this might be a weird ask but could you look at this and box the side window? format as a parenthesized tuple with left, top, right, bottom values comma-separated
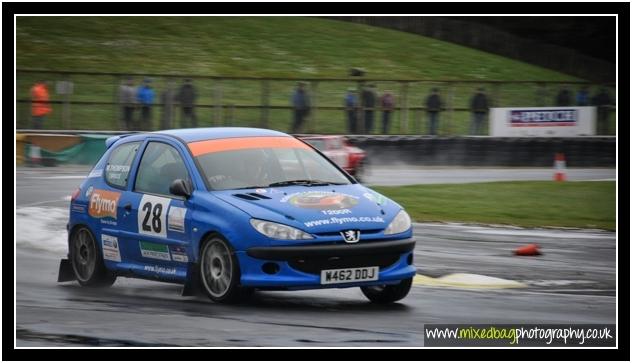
(105, 141, 141, 188)
(135, 142, 191, 197)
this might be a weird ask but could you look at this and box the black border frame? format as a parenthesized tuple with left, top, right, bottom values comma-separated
(4, 2, 629, 361)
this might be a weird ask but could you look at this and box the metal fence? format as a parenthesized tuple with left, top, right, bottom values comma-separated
(16, 69, 616, 135)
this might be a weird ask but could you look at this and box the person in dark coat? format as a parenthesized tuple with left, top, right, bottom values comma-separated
(361, 84, 377, 134)
(576, 86, 589, 106)
(136, 78, 155, 130)
(470, 87, 489, 135)
(555, 87, 572, 106)
(380, 90, 395, 134)
(425, 88, 443, 135)
(118, 77, 136, 130)
(177, 78, 197, 128)
(344, 88, 358, 134)
(160, 79, 176, 130)
(290, 82, 310, 133)
(592, 88, 612, 135)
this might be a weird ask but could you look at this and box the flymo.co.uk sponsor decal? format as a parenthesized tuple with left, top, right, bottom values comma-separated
(281, 191, 359, 210)
(363, 190, 388, 206)
(304, 215, 385, 228)
(139, 241, 171, 261)
(101, 234, 121, 262)
(143, 265, 177, 275)
(170, 246, 188, 263)
(88, 189, 121, 219)
(167, 206, 187, 233)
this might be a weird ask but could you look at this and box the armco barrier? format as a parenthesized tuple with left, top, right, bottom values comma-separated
(16, 131, 615, 167)
(346, 136, 615, 167)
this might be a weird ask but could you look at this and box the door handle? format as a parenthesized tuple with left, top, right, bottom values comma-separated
(124, 203, 132, 212)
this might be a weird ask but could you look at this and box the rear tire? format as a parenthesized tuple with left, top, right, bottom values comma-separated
(360, 277, 412, 304)
(69, 226, 116, 287)
(199, 235, 248, 303)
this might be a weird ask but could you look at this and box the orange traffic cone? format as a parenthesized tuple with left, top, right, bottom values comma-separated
(514, 244, 541, 256)
(554, 153, 566, 182)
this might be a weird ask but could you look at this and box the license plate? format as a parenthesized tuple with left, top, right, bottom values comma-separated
(320, 266, 379, 285)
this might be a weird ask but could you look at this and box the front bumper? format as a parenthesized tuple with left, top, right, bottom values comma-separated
(238, 238, 416, 289)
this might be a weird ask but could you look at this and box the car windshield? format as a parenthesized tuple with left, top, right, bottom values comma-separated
(304, 139, 326, 151)
(191, 137, 353, 190)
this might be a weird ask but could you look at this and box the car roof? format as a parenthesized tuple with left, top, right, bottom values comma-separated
(154, 127, 291, 143)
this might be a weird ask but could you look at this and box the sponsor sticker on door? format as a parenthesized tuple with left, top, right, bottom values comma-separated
(139, 241, 171, 261)
(170, 246, 188, 263)
(167, 206, 186, 232)
(101, 234, 121, 262)
(88, 189, 120, 219)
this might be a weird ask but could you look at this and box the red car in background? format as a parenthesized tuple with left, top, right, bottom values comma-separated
(300, 135, 368, 181)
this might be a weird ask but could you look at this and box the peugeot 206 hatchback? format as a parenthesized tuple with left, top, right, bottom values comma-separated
(59, 128, 416, 303)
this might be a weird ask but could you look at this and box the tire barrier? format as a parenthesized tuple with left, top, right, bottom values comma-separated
(346, 136, 615, 167)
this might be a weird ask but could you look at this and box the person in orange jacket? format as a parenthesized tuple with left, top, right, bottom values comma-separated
(30, 80, 52, 129)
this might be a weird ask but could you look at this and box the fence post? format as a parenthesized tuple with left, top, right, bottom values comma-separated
(213, 79, 223, 126)
(114, 75, 121, 130)
(59, 73, 71, 129)
(400, 81, 409, 134)
(447, 82, 454, 135)
(260, 79, 270, 128)
(309, 81, 318, 133)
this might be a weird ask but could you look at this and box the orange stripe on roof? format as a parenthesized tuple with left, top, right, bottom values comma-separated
(188, 136, 309, 156)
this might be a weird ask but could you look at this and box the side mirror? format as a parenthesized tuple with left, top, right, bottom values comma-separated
(169, 179, 192, 198)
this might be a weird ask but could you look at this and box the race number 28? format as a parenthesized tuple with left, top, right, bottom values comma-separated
(138, 195, 170, 237)
(142, 202, 163, 233)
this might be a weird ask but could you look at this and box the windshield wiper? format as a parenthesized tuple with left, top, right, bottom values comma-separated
(268, 179, 345, 187)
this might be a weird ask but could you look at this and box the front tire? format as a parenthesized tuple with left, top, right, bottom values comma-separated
(360, 277, 412, 304)
(69, 226, 116, 287)
(199, 235, 247, 303)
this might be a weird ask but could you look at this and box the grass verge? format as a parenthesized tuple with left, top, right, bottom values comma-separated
(373, 181, 615, 230)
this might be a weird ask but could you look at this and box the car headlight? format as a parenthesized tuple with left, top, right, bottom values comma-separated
(384, 210, 412, 235)
(250, 219, 314, 240)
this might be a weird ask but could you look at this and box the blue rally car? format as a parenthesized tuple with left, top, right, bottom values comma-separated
(58, 128, 416, 303)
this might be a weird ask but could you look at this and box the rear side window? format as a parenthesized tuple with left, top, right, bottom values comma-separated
(105, 141, 141, 188)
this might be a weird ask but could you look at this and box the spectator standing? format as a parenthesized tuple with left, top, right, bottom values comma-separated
(177, 78, 197, 128)
(118, 77, 136, 130)
(160, 79, 176, 130)
(380, 90, 395, 134)
(425, 88, 443, 135)
(344, 88, 358, 134)
(469, 87, 489, 135)
(576, 86, 589, 106)
(555, 87, 572, 106)
(290, 82, 310, 133)
(30, 80, 52, 129)
(361, 84, 377, 134)
(137, 78, 155, 130)
(592, 88, 612, 135)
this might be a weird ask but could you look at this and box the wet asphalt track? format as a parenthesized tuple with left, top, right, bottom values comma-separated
(15, 167, 616, 347)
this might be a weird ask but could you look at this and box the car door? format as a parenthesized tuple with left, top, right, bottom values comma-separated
(118, 139, 195, 271)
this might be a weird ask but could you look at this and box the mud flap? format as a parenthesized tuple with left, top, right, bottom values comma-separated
(181, 262, 200, 296)
(57, 258, 75, 282)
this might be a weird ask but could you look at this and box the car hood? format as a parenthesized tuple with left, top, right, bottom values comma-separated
(212, 184, 400, 234)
